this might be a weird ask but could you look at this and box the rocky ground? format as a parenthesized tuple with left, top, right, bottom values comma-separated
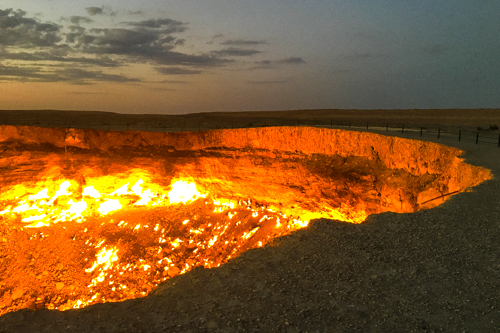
(0, 110, 499, 332)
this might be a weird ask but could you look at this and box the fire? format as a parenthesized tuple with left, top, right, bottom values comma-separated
(168, 180, 205, 203)
(0, 169, 364, 316)
(0, 170, 203, 228)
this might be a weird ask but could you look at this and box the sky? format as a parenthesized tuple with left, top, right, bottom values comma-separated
(0, 0, 499, 114)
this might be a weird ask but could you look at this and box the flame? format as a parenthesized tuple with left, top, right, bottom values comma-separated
(0, 169, 367, 315)
(0, 170, 207, 228)
(168, 180, 205, 203)
(85, 247, 119, 273)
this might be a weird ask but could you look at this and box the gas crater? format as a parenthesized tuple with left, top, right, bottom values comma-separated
(0, 125, 490, 315)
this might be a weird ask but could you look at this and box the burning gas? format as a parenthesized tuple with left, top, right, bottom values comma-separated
(0, 169, 339, 315)
(0, 170, 204, 228)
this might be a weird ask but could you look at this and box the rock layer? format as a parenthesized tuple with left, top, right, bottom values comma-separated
(0, 125, 491, 221)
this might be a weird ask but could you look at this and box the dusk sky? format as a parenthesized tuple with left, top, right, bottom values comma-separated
(0, 1, 499, 114)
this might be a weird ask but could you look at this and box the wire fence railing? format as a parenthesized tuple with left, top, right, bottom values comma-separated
(2, 117, 499, 147)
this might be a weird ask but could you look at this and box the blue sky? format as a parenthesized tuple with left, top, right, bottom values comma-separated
(0, 0, 499, 114)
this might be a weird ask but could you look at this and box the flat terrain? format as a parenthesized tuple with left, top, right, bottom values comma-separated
(0, 109, 499, 332)
(0, 108, 499, 132)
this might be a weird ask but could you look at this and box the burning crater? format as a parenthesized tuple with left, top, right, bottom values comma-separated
(0, 126, 490, 315)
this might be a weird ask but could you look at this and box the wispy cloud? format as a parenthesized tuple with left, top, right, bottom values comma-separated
(0, 63, 139, 84)
(155, 67, 203, 75)
(123, 18, 187, 33)
(221, 39, 266, 46)
(158, 79, 189, 84)
(1, 50, 120, 67)
(213, 47, 262, 57)
(249, 57, 306, 70)
(85, 7, 104, 16)
(68, 16, 94, 25)
(127, 10, 144, 16)
(277, 57, 305, 64)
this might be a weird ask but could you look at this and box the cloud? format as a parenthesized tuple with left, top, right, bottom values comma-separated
(158, 79, 189, 84)
(0, 7, 275, 84)
(0, 63, 43, 78)
(69, 16, 93, 25)
(124, 18, 187, 33)
(155, 67, 203, 75)
(213, 47, 262, 57)
(277, 57, 305, 64)
(249, 57, 306, 70)
(0, 63, 139, 84)
(57, 68, 140, 83)
(0, 9, 61, 47)
(221, 39, 266, 46)
(1, 50, 120, 67)
(85, 7, 104, 16)
(59, 23, 226, 66)
(127, 10, 144, 16)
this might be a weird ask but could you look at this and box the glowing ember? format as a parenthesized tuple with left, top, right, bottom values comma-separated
(0, 169, 358, 316)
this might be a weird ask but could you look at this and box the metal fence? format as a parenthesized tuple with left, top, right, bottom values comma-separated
(2, 117, 499, 147)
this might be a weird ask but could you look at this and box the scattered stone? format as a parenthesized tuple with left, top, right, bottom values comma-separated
(11, 288, 24, 300)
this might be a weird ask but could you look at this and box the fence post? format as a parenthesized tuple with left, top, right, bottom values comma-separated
(476, 132, 479, 144)
(438, 128, 440, 138)
(458, 130, 461, 141)
(349, 121, 351, 128)
(386, 123, 388, 132)
(402, 125, 404, 134)
(498, 134, 500, 147)
(331, 118, 333, 127)
(420, 127, 423, 137)
(366, 122, 369, 130)
(297, 118, 299, 126)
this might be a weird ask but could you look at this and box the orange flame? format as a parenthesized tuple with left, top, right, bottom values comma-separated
(0, 169, 366, 315)
(0, 170, 209, 228)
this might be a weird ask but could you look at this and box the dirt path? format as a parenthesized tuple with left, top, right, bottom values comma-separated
(0, 113, 499, 332)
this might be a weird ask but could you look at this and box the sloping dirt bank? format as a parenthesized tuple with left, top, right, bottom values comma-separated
(0, 126, 497, 332)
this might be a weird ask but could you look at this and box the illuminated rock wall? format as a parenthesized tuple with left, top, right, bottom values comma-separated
(0, 125, 491, 218)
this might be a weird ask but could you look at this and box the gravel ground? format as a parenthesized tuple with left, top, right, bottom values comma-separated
(0, 129, 499, 332)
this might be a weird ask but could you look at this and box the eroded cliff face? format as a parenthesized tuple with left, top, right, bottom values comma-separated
(0, 126, 491, 221)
